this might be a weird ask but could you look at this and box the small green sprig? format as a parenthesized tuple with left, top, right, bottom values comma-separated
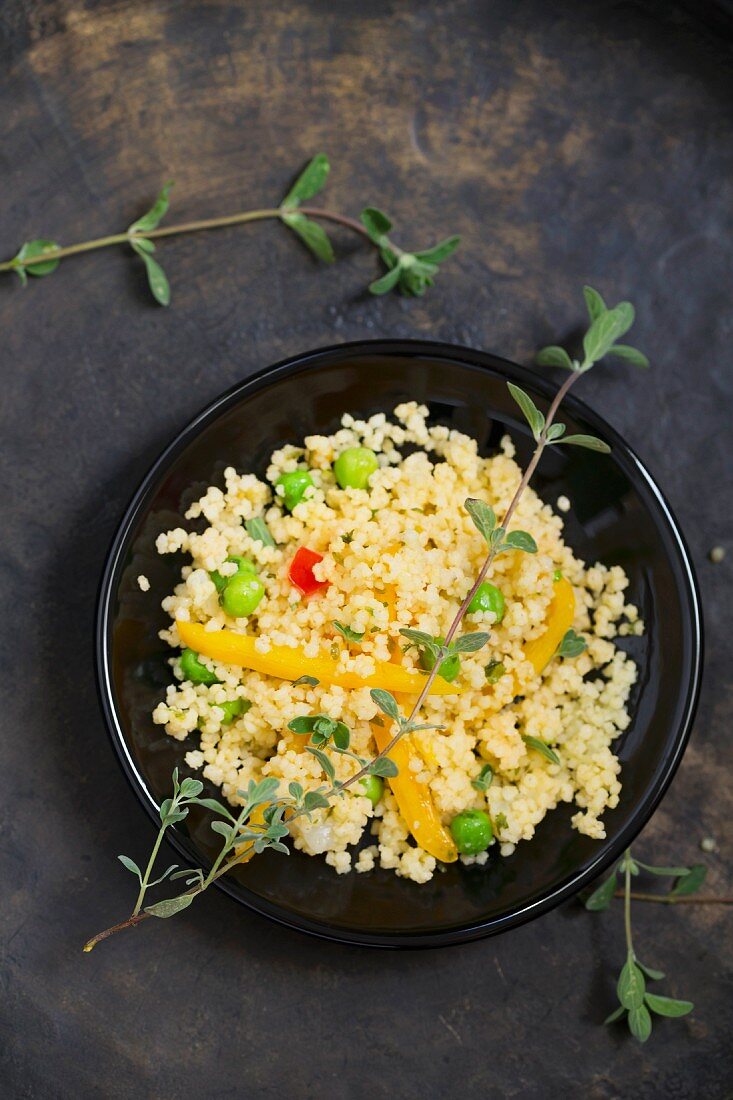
(585, 850, 703, 1040)
(1, 154, 460, 306)
(400, 627, 490, 683)
(557, 628, 587, 658)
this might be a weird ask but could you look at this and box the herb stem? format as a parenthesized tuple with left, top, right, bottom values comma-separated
(623, 849, 634, 957)
(0, 206, 377, 273)
(132, 824, 167, 915)
(340, 368, 581, 790)
(614, 891, 733, 906)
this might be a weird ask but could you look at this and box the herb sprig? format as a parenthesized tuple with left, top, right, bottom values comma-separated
(2, 154, 460, 305)
(86, 286, 659, 969)
(584, 849, 706, 1040)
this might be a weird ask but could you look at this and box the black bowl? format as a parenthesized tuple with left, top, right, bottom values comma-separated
(96, 340, 702, 947)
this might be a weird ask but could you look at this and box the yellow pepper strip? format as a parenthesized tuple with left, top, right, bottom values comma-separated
(522, 576, 576, 677)
(176, 619, 462, 695)
(373, 581, 458, 862)
(370, 719, 458, 863)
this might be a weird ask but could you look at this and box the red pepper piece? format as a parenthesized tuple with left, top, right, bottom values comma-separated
(288, 547, 329, 595)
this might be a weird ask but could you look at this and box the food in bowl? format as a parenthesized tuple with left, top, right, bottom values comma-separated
(146, 403, 642, 884)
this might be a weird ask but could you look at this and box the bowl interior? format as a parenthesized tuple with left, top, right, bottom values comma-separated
(98, 343, 701, 946)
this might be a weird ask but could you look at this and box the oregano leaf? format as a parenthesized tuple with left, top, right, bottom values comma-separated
(584, 870, 618, 911)
(281, 212, 335, 263)
(370, 688, 400, 722)
(507, 382, 545, 440)
(536, 345, 575, 371)
(280, 153, 330, 209)
(644, 993, 693, 1018)
(583, 285, 607, 322)
(128, 181, 174, 234)
(522, 735, 560, 766)
(558, 434, 611, 454)
(117, 855, 142, 881)
(464, 498, 497, 544)
(144, 893, 195, 919)
(627, 1004, 652, 1042)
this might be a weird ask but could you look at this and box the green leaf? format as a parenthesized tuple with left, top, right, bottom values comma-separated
(583, 285, 607, 322)
(484, 659, 506, 684)
(288, 715, 318, 735)
(179, 778, 204, 798)
(193, 797, 236, 820)
(159, 798, 173, 822)
(128, 181, 174, 234)
(332, 723, 351, 751)
(400, 628, 441, 656)
(618, 957, 646, 1010)
(670, 863, 707, 897)
(15, 238, 61, 277)
(584, 870, 618, 911)
(500, 530, 538, 555)
(507, 382, 545, 440)
(557, 629, 587, 658)
(644, 993, 693, 1018)
(306, 745, 336, 781)
(360, 207, 392, 244)
(136, 250, 171, 306)
(627, 1004, 652, 1042)
(117, 855, 142, 880)
(368, 265, 402, 296)
(582, 302, 635, 365)
(370, 688, 400, 722)
(368, 756, 399, 778)
(522, 735, 560, 766)
(535, 345, 575, 371)
(464, 498, 497, 544)
(131, 237, 155, 254)
(293, 675, 319, 687)
(332, 621, 364, 643)
(545, 423, 566, 442)
(144, 893, 195, 919)
(288, 781, 304, 802)
(245, 516, 275, 547)
(413, 236, 461, 264)
(281, 212, 335, 263)
(246, 776, 281, 806)
(303, 790, 330, 812)
(637, 960, 665, 981)
(606, 344, 650, 369)
(451, 631, 490, 654)
(604, 1005, 626, 1025)
(471, 763, 494, 792)
(636, 861, 694, 878)
(148, 864, 179, 887)
(280, 153, 330, 209)
(558, 434, 611, 454)
(210, 820, 235, 840)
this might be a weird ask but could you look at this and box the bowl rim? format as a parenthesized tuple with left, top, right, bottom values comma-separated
(95, 338, 703, 948)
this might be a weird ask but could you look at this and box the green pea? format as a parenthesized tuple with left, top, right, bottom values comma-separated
(214, 698, 252, 724)
(210, 555, 257, 592)
(360, 774, 384, 806)
(220, 572, 265, 617)
(180, 648, 220, 685)
(450, 809, 494, 855)
(467, 582, 505, 622)
(276, 469, 314, 512)
(418, 638, 460, 683)
(333, 447, 379, 490)
(553, 569, 563, 582)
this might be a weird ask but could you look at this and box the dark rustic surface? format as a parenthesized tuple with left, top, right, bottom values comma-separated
(1, 2, 732, 1097)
